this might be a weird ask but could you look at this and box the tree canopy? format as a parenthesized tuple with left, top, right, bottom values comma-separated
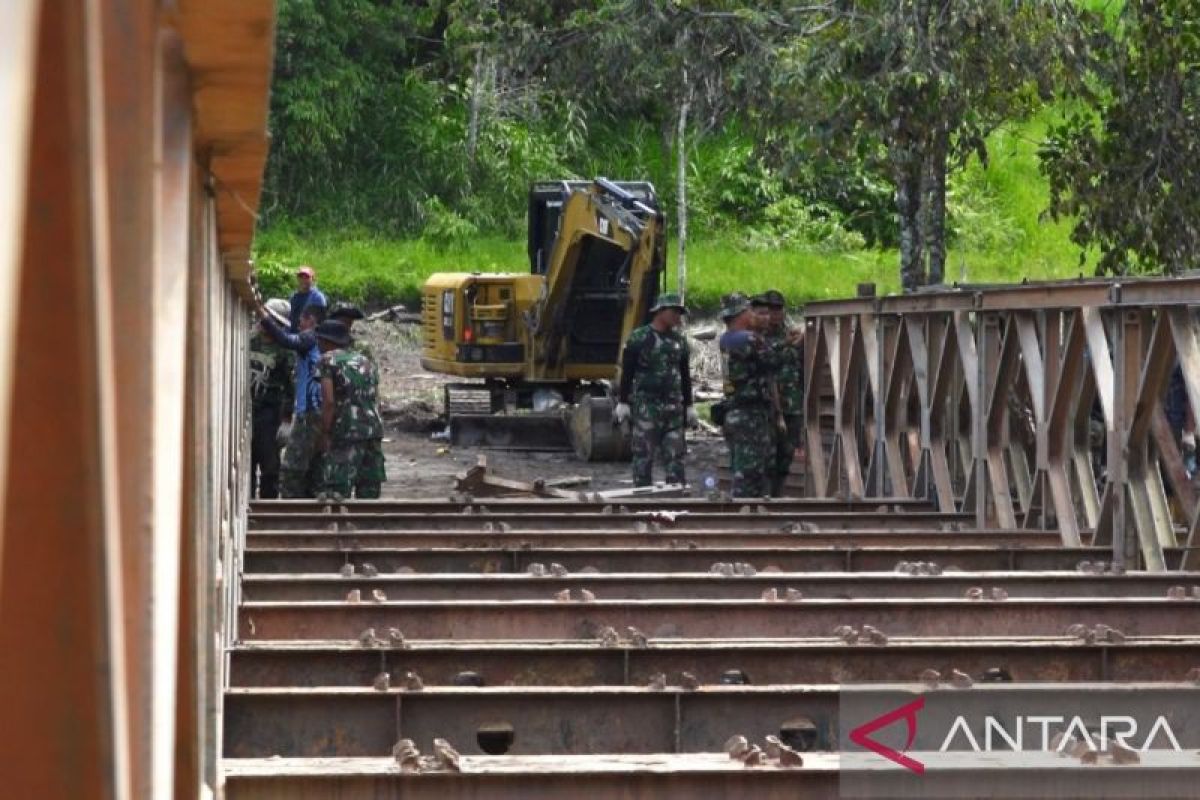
(261, 0, 1199, 288)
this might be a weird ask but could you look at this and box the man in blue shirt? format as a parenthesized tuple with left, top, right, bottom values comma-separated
(288, 265, 328, 331)
(257, 299, 327, 497)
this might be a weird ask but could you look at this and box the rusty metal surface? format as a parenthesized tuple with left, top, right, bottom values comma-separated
(240, 571, 1200, 602)
(226, 483, 1200, 788)
(247, 510, 975, 532)
(245, 529, 1063, 550)
(228, 638, 1200, 688)
(223, 683, 1200, 757)
(250, 498, 937, 514)
(242, 545, 1188, 575)
(222, 685, 840, 757)
(223, 752, 1200, 800)
(225, 754, 845, 800)
(237, 597, 1200, 642)
(803, 278, 1200, 569)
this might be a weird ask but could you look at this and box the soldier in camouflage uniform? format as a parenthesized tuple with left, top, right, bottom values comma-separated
(330, 302, 377, 363)
(258, 300, 327, 497)
(753, 290, 805, 496)
(614, 293, 698, 487)
(315, 320, 387, 499)
(249, 299, 295, 498)
(718, 293, 779, 498)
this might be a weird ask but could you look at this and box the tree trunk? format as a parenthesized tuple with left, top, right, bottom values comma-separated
(895, 140, 925, 292)
(675, 78, 691, 299)
(466, 47, 485, 168)
(922, 127, 948, 286)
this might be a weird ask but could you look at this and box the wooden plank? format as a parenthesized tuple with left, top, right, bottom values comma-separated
(455, 456, 583, 500)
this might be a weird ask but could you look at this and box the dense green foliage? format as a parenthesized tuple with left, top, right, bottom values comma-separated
(256, 1, 1196, 308)
(1042, 0, 1200, 274)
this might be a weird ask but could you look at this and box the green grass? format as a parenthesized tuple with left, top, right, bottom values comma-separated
(253, 114, 1091, 312)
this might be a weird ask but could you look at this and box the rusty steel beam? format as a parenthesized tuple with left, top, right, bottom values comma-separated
(239, 571, 1200, 603)
(228, 637, 1200, 688)
(237, 597, 1200, 642)
(803, 275, 1200, 318)
(242, 545, 1190, 576)
(251, 498, 938, 514)
(222, 752, 1200, 800)
(223, 683, 1200, 758)
(247, 510, 975, 532)
(803, 281, 1200, 570)
(224, 754, 847, 800)
(244, 529, 1064, 551)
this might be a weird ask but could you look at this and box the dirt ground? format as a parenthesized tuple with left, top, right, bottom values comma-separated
(355, 317, 730, 499)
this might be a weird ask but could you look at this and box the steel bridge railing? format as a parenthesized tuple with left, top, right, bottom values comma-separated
(802, 276, 1200, 572)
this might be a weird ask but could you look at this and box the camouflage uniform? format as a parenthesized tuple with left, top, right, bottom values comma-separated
(349, 336, 377, 364)
(763, 323, 804, 497)
(281, 409, 324, 497)
(317, 347, 387, 499)
(260, 314, 325, 499)
(249, 332, 294, 498)
(330, 303, 378, 363)
(719, 301, 778, 498)
(619, 321, 692, 486)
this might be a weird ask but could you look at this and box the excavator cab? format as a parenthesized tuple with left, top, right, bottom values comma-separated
(420, 178, 666, 459)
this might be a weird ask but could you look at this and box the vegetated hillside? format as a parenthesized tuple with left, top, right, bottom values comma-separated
(253, 111, 1087, 311)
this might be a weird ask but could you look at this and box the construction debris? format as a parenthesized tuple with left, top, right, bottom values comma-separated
(367, 304, 420, 323)
(455, 455, 585, 499)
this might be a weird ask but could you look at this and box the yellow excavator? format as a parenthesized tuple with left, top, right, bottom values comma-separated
(420, 178, 666, 460)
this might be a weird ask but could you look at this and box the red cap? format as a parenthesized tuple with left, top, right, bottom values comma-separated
(296, 265, 316, 278)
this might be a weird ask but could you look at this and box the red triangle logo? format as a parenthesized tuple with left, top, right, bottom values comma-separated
(848, 696, 926, 774)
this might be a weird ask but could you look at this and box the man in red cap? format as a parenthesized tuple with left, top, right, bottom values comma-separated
(288, 265, 327, 331)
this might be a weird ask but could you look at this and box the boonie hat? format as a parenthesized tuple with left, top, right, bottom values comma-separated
(720, 292, 751, 320)
(314, 320, 351, 347)
(649, 292, 688, 314)
(264, 298, 290, 327)
(751, 289, 785, 307)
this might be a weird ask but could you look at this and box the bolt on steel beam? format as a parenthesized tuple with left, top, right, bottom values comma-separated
(227, 637, 1200, 688)
(242, 546, 1190, 576)
(239, 571, 1200, 603)
(244, 529, 1064, 550)
(237, 597, 1200, 642)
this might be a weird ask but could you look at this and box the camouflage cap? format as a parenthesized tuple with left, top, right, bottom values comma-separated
(649, 292, 688, 314)
(751, 289, 786, 308)
(720, 292, 752, 320)
(329, 301, 365, 321)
